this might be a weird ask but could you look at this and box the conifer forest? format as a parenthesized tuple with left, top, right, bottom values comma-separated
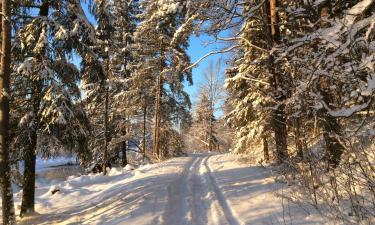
(0, 0, 374, 224)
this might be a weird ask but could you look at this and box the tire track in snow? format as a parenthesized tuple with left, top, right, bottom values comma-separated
(202, 156, 242, 225)
(189, 156, 208, 225)
(161, 154, 241, 225)
(161, 156, 198, 225)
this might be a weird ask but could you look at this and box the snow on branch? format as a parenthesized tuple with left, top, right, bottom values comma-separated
(184, 45, 240, 72)
(171, 13, 198, 46)
(325, 101, 371, 118)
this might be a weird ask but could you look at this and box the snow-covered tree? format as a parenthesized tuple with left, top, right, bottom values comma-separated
(187, 60, 225, 152)
(81, 0, 142, 171)
(11, 0, 94, 216)
(132, 0, 193, 159)
(81, 0, 115, 174)
(225, 1, 282, 161)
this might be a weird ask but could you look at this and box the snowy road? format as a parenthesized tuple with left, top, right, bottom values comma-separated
(13, 154, 329, 225)
(161, 155, 240, 225)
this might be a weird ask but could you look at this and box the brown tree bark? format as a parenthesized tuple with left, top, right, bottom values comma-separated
(294, 118, 303, 159)
(266, 0, 289, 163)
(263, 137, 270, 162)
(143, 103, 147, 160)
(153, 50, 164, 159)
(153, 71, 162, 158)
(208, 68, 215, 152)
(0, 0, 16, 223)
(122, 36, 129, 167)
(103, 81, 109, 174)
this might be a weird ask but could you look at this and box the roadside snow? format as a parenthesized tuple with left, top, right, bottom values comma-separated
(207, 154, 333, 225)
(2, 154, 332, 225)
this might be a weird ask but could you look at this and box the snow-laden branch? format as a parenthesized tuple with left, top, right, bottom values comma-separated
(324, 100, 371, 118)
(226, 74, 269, 86)
(171, 13, 198, 46)
(184, 45, 240, 72)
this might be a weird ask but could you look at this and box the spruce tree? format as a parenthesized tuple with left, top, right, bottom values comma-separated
(133, 0, 193, 159)
(12, 0, 94, 216)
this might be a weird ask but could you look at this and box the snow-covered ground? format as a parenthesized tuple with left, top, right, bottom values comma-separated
(4, 154, 334, 225)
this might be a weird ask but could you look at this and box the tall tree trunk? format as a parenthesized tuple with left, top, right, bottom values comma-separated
(153, 54, 163, 159)
(121, 113, 128, 167)
(152, 74, 162, 158)
(20, 134, 37, 217)
(122, 37, 128, 167)
(0, 0, 16, 223)
(263, 137, 270, 162)
(143, 103, 147, 160)
(121, 112, 127, 168)
(21, 74, 42, 217)
(20, 1, 49, 216)
(266, 0, 289, 163)
(294, 117, 303, 159)
(103, 85, 109, 175)
(209, 78, 214, 152)
(20, 79, 40, 217)
(208, 114, 213, 152)
(319, 0, 344, 167)
(103, 48, 111, 175)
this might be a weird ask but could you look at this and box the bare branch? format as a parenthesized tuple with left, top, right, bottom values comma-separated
(184, 45, 240, 72)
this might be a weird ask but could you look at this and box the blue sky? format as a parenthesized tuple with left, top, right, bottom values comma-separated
(186, 34, 229, 105)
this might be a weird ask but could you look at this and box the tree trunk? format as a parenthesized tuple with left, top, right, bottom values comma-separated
(21, 78, 41, 217)
(153, 59, 163, 159)
(0, 0, 16, 223)
(143, 103, 147, 160)
(267, 0, 288, 163)
(208, 72, 214, 152)
(20, 137, 37, 217)
(153, 74, 160, 158)
(103, 85, 109, 175)
(294, 118, 303, 159)
(122, 35, 129, 167)
(21, 1, 49, 216)
(121, 113, 127, 167)
(263, 137, 270, 162)
(208, 115, 213, 152)
(272, 106, 288, 163)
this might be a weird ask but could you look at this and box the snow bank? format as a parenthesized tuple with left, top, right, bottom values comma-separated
(207, 154, 332, 225)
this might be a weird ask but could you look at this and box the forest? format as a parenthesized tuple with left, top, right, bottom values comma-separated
(0, 0, 374, 225)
